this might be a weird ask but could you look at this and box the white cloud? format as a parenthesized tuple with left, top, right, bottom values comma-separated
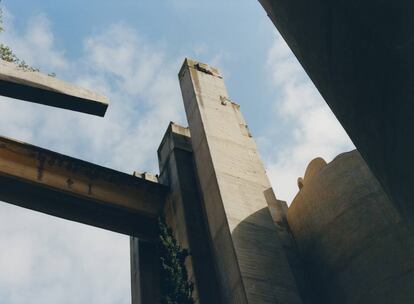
(0, 15, 184, 171)
(0, 9, 186, 304)
(74, 23, 184, 171)
(0, 204, 130, 304)
(1, 9, 68, 72)
(263, 34, 354, 204)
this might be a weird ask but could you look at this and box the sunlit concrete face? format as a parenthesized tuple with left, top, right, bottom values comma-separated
(179, 58, 303, 304)
(288, 150, 414, 304)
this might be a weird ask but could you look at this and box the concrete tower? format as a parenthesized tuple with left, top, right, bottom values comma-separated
(178, 59, 303, 304)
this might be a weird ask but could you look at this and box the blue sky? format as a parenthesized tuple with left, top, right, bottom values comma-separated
(0, 1, 353, 303)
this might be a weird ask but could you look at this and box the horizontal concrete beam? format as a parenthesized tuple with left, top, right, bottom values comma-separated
(259, 0, 414, 218)
(0, 136, 167, 240)
(0, 60, 108, 116)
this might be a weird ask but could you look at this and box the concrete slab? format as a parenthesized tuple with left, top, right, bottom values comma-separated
(0, 60, 108, 116)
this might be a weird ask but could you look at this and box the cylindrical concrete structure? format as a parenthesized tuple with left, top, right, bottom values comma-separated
(287, 150, 414, 304)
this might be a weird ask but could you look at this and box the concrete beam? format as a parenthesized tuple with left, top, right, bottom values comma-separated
(0, 60, 108, 116)
(258, 1, 414, 218)
(0, 136, 167, 240)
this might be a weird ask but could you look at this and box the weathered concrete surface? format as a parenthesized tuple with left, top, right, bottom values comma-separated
(288, 150, 414, 304)
(0, 135, 167, 240)
(179, 58, 303, 304)
(258, 0, 414, 222)
(266, 190, 314, 303)
(0, 60, 108, 116)
(157, 122, 222, 304)
(130, 238, 160, 304)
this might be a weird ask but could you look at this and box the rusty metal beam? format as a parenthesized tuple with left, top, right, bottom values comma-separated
(0, 60, 108, 116)
(0, 136, 167, 240)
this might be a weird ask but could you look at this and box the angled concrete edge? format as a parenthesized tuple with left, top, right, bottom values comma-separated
(0, 60, 109, 116)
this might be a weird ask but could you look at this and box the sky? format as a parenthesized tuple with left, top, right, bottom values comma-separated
(0, 1, 354, 303)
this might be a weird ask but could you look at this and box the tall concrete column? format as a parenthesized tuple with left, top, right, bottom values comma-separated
(179, 59, 303, 304)
(130, 238, 160, 304)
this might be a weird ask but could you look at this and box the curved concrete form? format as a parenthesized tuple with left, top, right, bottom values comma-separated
(288, 150, 414, 304)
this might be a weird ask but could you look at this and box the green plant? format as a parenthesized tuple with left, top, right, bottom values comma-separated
(159, 218, 194, 304)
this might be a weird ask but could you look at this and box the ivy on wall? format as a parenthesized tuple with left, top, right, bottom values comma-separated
(159, 218, 194, 304)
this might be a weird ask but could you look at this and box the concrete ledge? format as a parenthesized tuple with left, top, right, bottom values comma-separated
(0, 60, 109, 116)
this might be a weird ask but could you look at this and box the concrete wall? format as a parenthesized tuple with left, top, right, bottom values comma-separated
(157, 123, 221, 304)
(287, 150, 414, 304)
(258, 0, 414, 225)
